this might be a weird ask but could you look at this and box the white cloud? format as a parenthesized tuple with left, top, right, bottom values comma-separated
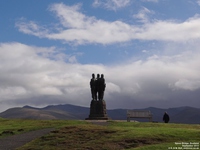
(133, 7, 154, 23)
(16, 3, 200, 45)
(0, 42, 200, 111)
(197, 0, 200, 6)
(92, 0, 131, 10)
(16, 18, 49, 37)
(0, 42, 90, 101)
(172, 79, 200, 91)
(136, 15, 200, 41)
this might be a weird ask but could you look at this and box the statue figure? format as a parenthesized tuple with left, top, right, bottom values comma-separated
(95, 74, 100, 100)
(90, 73, 106, 101)
(99, 74, 106, 100)
(90, 74, 96, 100)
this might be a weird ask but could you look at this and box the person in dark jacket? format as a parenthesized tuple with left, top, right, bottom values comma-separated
(163, 112, 170, 123)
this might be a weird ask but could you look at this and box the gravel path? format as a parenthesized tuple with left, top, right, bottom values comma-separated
(0, 128, 54, 150)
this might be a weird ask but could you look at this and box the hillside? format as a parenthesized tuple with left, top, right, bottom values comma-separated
(0, 104, 200, 124)
(0, 119, 199, 150)
(0, 106, 78, 120)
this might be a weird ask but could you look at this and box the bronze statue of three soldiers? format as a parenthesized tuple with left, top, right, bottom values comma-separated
(86, 73, 109, 120)
(90, 74, 106, 101)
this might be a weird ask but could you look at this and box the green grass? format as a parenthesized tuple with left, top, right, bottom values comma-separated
(0, 118, 199, 150)
(107, 121, 200, 149)
(0, 117, 88, 138)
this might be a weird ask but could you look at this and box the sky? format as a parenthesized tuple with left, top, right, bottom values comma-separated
(1, 0, 200, 112)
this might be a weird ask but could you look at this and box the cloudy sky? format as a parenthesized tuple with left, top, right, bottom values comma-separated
(1, 0, 200, 112)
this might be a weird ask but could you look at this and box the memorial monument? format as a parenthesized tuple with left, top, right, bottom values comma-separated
(86, 73, 110, 120)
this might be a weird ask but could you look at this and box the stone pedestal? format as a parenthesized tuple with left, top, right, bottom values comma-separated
(85, 100, 110, 120)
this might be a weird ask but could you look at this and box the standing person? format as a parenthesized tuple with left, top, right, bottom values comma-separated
(163, 112, 170, 123)
(90, 74, 96, 100)
(99, 74, 106, 100)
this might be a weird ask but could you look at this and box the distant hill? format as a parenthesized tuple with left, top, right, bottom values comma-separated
(0, 106, 77, 120)
(143, 106, 200, 124)
(0, 104, 199, 124)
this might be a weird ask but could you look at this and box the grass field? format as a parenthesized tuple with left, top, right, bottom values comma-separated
(0, 118, 199, 150)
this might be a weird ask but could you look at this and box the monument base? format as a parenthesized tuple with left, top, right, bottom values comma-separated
(85, 100, 110, 120)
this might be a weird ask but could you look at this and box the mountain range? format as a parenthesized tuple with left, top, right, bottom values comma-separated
(0, 104, 199, 124)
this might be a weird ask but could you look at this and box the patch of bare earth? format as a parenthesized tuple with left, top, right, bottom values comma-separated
(37, 126, 163, 150)
(118, 138, 164, 149)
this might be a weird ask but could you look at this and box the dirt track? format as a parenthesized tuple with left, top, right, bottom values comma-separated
(0, 120, 115, 150)
(0, 128, 54, 150)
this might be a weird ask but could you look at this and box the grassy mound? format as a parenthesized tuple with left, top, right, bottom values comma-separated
(0, 118, 199, 149)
